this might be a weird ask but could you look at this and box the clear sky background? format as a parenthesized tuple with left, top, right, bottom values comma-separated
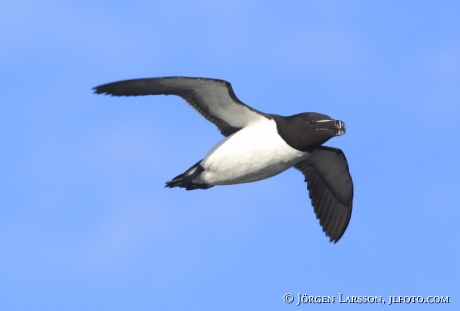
(1, 0, 459, 310)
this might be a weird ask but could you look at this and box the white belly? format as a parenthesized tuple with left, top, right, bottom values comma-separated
(195, 119, 310, 185)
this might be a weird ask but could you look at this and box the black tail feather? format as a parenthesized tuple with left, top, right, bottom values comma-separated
(165, 159, 214, 191)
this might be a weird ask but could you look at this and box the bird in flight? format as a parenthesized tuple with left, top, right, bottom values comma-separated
(94, 77, 353, 243)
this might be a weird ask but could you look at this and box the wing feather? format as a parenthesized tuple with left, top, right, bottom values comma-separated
(295, 146, 353, 243)
(93, 77, 269, 136)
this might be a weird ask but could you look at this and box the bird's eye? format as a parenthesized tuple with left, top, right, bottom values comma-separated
(310, 120, 316, 124)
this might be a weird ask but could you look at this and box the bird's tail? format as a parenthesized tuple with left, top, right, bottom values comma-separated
(165, 159, 213, 190)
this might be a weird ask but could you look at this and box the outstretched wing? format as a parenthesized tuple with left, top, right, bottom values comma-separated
(93, 77, 270, 136)
(294, 146, 353, 243)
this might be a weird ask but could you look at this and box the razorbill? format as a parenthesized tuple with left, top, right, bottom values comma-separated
(93, 77, 353, 243)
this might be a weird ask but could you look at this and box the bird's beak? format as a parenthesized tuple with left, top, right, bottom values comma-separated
(335, 120, 346, 136)
(315, 119, 346, 136)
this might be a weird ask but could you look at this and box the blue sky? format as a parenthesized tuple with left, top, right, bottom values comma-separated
(1, 0, 459, 310)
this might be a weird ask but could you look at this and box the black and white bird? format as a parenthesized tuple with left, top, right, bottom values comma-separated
(93, 77, 353, 243)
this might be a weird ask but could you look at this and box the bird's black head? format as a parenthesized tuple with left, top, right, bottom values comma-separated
(272, 112, 346, 152)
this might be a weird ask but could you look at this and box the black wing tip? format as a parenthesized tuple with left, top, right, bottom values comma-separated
(314, 204, 350, 244)
(322, 227, 341, 243)
(92, 78, 153, 97)
(92, 86, 105, 95)
(322, 207, 352, 244)
(92, 84, 115, 96)
(327, 232, 344, 244)
(92, 84, 143, 97)
(323, 229, 344, 243)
